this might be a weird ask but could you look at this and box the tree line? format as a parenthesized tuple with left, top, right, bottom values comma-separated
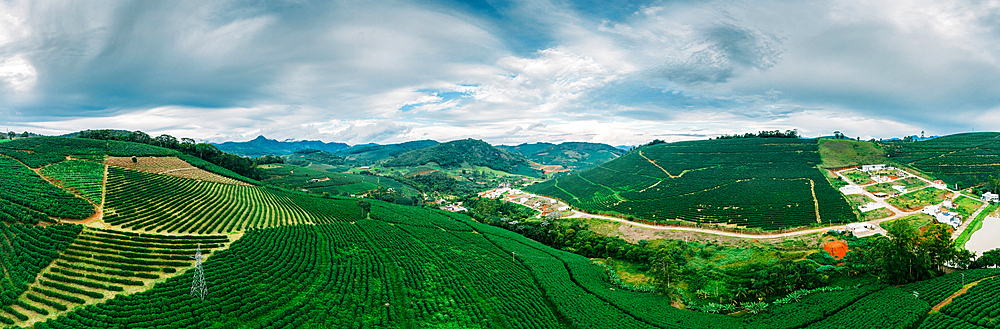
(715, 129, 799, 140)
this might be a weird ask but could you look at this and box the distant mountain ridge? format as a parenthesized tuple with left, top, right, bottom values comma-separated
(213, 136, 350, 157)
(384, 139, 542, 176)
(498, 142, 626, 171)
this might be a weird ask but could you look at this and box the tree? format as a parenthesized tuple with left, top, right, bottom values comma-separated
(357, 200, 371, 219)
(866, 219, 966, 284)
(649, 249, 680, 294)
(972, 248, 1000, 269)
(21, 131, 29, 138)
(6, 131, 13, 139)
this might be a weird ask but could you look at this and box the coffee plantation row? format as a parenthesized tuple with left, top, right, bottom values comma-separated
(884, 132, 1000, 186)
(5, 201, 998, 328)
(0, 157, 94, 221)
(103, 166, 364, 233)
(527, 138, 856, 230)
(38, 160, 104, 205)
(0, 226, 228, 327)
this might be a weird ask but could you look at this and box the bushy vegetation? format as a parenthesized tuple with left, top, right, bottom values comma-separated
(0, 157, 94, 221)
(527, 138, 856, 230)
(38, 160, 104, 204)
(0, 224, 80, 324)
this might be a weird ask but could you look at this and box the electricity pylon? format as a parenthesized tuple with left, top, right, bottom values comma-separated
(191, 243, 207, 301)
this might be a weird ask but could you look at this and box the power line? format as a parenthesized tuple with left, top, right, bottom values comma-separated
(191, 243, 207, 301)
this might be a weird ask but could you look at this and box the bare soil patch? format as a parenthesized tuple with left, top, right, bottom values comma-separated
(823, 240, 849, 259)
(105, 156, 249, 186)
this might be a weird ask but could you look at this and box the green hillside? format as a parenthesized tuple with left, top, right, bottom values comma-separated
(336, 139, 439, 165)
(526, 138, 857, 230)
(260, 163, 421, 200)
(499, 141, 625, 170)
(883, 132, 1000, 187)
(818, 139, 889, 169)
(385, 139, 542, 177)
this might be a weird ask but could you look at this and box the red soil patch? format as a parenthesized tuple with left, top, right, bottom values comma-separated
(823, 240, 849, 260)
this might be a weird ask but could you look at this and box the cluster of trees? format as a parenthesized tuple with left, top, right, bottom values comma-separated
(862, 219, 971, 284)
(77, 129, 265, 180)
(0, 131, 30, 139)
(716, 129, 799, 139)
(251, 154, 283, 166)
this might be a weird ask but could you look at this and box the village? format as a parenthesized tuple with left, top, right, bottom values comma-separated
(834, 164, 997, 241)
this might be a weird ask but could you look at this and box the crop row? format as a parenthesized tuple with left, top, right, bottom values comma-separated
(104, 166, 314, 233)
(0, 156, 95, 220)
(0, 136, 177, 168)
(38, 160, 105, 205)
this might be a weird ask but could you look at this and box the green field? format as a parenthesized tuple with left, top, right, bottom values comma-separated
(880, 214, 934, 231)
(103, 166, 363, 233)
(818, 139, 888, 169)
(262, 163, 420, 198)
(38, 160, 104, 205)
(885, 188, 951, 211)
(526, 138, 856, 230)
(842, 170, 874, 185)
(884, 132, 1000, 187)
(864, 178, 927, 194)
(0, 157, 94, 221)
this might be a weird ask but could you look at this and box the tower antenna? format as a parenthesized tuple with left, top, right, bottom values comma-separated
(191, 243, 207, 301)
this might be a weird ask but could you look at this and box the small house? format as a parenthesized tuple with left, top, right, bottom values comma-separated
(923, 205, 940, 215)
(983, 192, 999, 203)
(891, 185, 907, 193)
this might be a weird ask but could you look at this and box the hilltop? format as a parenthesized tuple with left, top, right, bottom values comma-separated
(384, 139, 542, 177)
(213, 135, 350, 157)
(525, 138, 856, 230)
(335, 139, 439, 165)
(498, 142, 625, 172)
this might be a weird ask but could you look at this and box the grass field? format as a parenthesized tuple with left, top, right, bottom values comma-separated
(879, 214, 934, 231)
(864, 178, 927, 194)
(886, 188, 951, 211)
(262, 163, 420, 197)
(842, 170, 874, 185)
(818, 139, 888, 169)
(527, 138, 857, 230)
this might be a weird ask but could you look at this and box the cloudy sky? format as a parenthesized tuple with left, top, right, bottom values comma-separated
(1, 0, 999, 145)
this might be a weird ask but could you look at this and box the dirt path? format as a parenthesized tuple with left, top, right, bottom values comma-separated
(930, 276, 994, 313)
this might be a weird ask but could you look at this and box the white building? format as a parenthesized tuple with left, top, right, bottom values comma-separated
(983, 192, 999, 203)
(839, 185, 863, 195)
(891, 185, 907, 193)
(935, 212, 961, 229)
(923, 205, 941, 215)
(846, 222, 879, 237)
(862, 164, 887, 172)
(942, 200, 954, 209)
(858, 202, 886, 213)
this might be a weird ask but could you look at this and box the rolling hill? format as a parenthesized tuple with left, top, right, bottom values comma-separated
(498, 142, 625, 171)
(213, 135, 350, 157)
(384, 139, 543, 177)
(334, 139, 439, 165)
(883, 132, 1000, 187)
(525, 138, 857, 230)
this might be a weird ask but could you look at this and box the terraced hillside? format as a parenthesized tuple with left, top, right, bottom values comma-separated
(103, 166, 363, 233)
(1, 227, 230, 327)
(526, 138, 856, 230)
(0, 157, 95, 222)
(884, 132, 1000, 186)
